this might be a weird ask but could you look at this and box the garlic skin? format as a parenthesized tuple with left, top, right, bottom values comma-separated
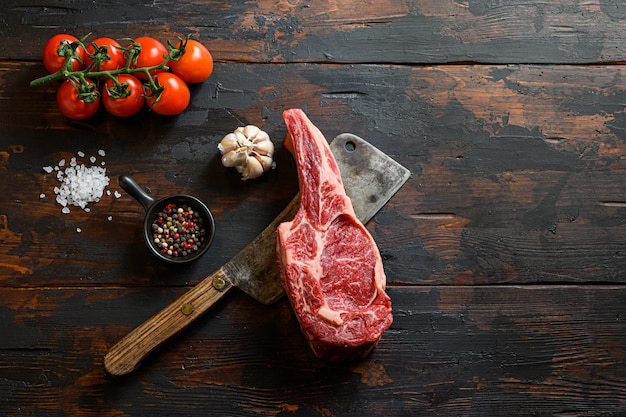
(218, 125, 275, 180)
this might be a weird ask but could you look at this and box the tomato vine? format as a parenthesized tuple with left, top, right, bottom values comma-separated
(31, 34, 213, 119)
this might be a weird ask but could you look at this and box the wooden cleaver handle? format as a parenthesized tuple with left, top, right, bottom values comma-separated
(104, 267, 234, 376)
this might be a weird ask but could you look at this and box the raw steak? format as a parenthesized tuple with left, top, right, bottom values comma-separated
(276, 109, 393, 362)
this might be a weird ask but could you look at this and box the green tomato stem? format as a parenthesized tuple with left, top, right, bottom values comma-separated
(29, 62, 169, 88)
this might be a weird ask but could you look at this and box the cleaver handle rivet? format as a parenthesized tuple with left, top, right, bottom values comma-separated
(181, 303, 194, 315)
(212, 277, 227, 291)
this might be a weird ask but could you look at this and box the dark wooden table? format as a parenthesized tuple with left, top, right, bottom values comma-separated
(2, 1, 626, 415)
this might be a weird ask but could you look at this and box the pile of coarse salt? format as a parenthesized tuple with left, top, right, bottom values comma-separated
(42, 149, 121, 215)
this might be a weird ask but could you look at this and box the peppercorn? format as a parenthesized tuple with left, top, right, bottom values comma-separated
(150, 202, 206, 259)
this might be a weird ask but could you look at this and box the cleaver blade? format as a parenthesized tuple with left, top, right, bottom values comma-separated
(104, 133, 410, 376)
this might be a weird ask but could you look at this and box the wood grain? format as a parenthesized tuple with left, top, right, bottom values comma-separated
(2, 286, 625, 416)
(2, 0, 626, 415)
(104, 268, 234, 376)
(2, 0, 626, 64)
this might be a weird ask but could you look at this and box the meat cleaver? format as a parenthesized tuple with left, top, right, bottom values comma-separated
(104, 133, 410, 376)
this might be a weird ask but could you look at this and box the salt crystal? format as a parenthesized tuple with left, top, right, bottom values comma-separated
(44, 150, 111, 214)
(107, 216, 113, 221)
(101, 161, 105, 166)
(114, 191, 121, 198)
(106, 190, 111, 196)
(54, 164, 109, 210)
(39, 193, 45, 199)
(98, 149, 106, 157)
(76, 228, 82, 233)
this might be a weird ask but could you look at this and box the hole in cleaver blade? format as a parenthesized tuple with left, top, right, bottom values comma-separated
(331, 133, 411, 224)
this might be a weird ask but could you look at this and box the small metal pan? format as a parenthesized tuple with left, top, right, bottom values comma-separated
(118, 175, 215, 264)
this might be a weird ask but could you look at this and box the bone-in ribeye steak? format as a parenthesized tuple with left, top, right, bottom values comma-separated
(276, 109, 393, 362)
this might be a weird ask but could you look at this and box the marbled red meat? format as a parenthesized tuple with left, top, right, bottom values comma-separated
(276, 109, 392, 362)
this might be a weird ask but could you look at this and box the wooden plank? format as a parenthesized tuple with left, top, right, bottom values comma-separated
(2, 0, 626, 64)
(1, 285, 625, 416)
(3, 62, 626, 287)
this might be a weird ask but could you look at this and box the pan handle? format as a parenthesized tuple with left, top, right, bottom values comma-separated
(104, 267, 234, 376)
(118, 175, 155, 211)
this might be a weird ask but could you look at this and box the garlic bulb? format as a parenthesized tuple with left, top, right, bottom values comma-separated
(218, 125, 275, 180)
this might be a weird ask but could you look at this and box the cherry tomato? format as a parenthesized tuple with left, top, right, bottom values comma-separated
(56, 78, 101, 120)
(146, 72, 190, 116)
(85, 37, 125, 72)
(169, 39, 213, 83)
(102, 74, 145, 118)
(128, 37, 168, 80)
(43, 34, 86, 74)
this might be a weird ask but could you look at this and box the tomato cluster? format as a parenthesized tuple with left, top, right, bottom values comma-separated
(39, 34, 214, 120)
